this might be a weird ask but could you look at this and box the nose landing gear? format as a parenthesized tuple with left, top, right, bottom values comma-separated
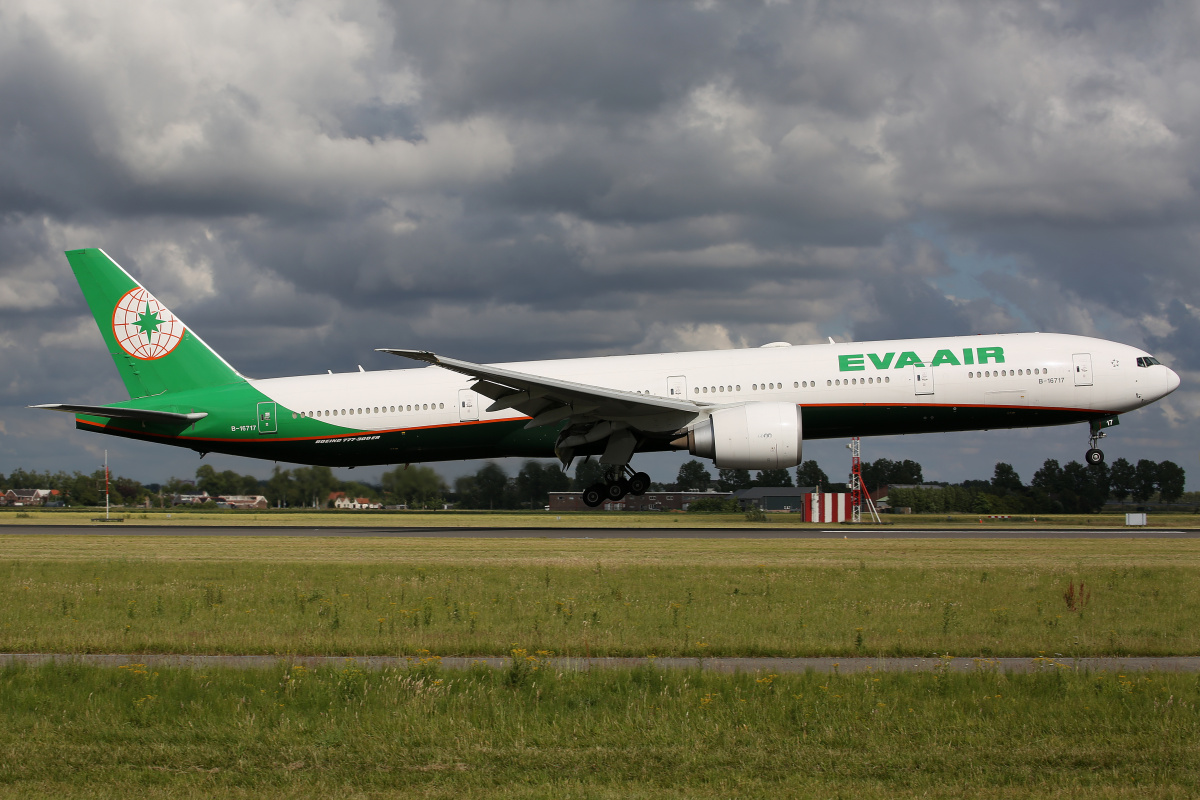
(1085, 417, 1111, 464)
(582, 465, 652, 508)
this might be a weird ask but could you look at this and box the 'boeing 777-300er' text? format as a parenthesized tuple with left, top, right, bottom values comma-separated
(34, 249, 1181, 506)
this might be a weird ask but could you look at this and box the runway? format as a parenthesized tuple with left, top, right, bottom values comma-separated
(2, 524, 1198, 538)
(3, 652, 1198, 673)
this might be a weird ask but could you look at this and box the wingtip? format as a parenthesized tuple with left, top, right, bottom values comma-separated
(375, 349, 440, 365)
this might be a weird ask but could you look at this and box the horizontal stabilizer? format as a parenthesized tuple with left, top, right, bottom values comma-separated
(29, 404, 207, 424)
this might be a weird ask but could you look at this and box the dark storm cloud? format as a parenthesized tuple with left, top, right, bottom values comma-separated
(2, 0, 1199, 485)
(1146, 300, 1200, 370)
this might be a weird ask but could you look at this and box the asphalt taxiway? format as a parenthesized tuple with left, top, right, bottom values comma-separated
(2, 524, 1198, 538)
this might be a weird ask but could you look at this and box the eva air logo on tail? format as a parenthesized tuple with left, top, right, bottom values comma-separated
(111, 287, 185, 360)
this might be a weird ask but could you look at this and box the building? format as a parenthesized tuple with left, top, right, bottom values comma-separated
(217, 495, 269, 509)
(548, 491, 733, 512)
(330, 492, 382, 509)
(172, 492, 213, 505)
(733, 487, 816, 512)
(2, 488, 57, 506)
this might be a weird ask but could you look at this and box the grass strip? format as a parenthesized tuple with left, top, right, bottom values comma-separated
(0, 661, 1196, 798)
(3, 538, 1199, 657)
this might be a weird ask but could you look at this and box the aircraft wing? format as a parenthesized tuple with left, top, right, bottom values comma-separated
(29, 404, 208, 424)
(376, 349, 704, 433)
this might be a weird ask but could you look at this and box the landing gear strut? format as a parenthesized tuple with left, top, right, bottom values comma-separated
(1086, 419, 1107, 465)
(583, 465, 651, 508)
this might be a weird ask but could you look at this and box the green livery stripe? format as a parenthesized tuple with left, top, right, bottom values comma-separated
(65, 248, 244, 399)
(76, 416, 561, 468)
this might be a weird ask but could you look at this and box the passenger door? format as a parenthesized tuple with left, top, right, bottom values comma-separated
(913, 365, 934, 396)
(256, 402, 277, 434)
(458, 389, 479, 421)
(1072, 353, 1093, 386)
(666, 375, 688, 398)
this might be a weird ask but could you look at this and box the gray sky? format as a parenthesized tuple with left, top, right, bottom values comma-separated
(3, 0, 1199, 489)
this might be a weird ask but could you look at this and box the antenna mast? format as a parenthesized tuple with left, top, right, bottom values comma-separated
(849, 438, 862, 523)
(848, 437, 883, 524)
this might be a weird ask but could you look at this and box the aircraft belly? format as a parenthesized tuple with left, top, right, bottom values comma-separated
(800, 404, 1096, 440)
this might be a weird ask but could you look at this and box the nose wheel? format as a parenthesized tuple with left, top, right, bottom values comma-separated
(582, 465, 651, 507)
(1085, 419, 1107, 465)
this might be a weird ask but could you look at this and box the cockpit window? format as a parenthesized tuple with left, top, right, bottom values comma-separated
(1136, 356, 1162, 367)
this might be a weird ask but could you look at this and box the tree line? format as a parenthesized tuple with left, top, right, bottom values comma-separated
(3, 453, 1188, 512)
(887, 458, 1186, 515)
(0, 463, 447, 510)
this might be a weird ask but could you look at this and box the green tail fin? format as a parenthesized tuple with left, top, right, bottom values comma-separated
(65, 248, 245, 399)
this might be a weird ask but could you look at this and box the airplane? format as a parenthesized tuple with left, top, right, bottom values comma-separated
(33, 248, 1181, 507)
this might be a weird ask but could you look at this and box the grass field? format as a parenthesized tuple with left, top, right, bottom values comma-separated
(3, 536, 1199, 658)
(0, 660, 1197, 798)
(2, 507, 1197, 527)
(3, 535, 1198, 797)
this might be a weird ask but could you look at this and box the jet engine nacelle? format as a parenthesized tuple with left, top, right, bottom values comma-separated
(676, 402, 802, 469)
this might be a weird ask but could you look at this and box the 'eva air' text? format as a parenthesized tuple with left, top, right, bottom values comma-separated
(839, 347, 1004, 372)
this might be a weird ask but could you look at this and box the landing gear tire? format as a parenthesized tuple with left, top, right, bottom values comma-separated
(605, 480, 630, 502)
(1086, 448, 1104, 465)
(582, 485, 605, 508)
(628, 472, 651, 495)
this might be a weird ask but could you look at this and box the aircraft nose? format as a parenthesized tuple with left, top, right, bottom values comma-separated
(1164, 366, 1181, 396)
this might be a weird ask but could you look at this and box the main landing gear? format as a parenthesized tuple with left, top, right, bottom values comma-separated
(582, 465, 651, 508)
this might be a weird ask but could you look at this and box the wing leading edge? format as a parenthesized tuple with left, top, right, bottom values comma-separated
(377, 349, 704, 465)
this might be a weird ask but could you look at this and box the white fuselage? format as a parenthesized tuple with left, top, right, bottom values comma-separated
(254, 332, 1177, 435)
